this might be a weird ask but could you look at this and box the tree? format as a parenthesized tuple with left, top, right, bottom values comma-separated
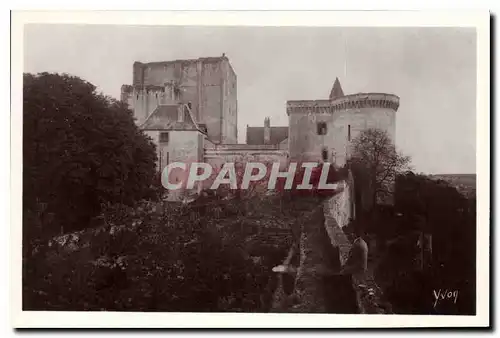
(350, 128, 411, 211)
(395, 172, 476, 270)
(381, 171, 477, 314)
(23, 72, 158, 237)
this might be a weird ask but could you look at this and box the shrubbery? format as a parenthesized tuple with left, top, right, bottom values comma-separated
(23, 72, 158, 240)
(23, 197, 293, 312)
(372, 172, 476, 315)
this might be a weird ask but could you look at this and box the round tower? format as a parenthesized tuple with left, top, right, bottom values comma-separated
(287, 78, 399, 167)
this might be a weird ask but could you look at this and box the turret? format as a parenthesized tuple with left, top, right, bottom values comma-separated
(287, 76, 399, 166)
(329, 77, 345, 100)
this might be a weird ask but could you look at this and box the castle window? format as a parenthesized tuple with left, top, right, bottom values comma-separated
(317, 122, 327, 135)
(160, 132, 169, 143)
(348, 124, 351, 141)
(322, 148, 328, 161)
(199, 124, 208, 133)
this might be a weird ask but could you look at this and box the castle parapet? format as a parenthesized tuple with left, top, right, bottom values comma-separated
(331, 93, 400, 112)
(121, 84, 169, 95)
(211, 144, 282, 151)
(287, 93, 400, 115)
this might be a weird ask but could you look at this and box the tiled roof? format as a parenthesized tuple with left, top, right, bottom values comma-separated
(140, 104, 205, 132)
(246, 126, 288, 145)
(329, 77, 345, 100)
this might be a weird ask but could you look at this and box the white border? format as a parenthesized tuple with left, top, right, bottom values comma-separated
(10, 10, 490, 328)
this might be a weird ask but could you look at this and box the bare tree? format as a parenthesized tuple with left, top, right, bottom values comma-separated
(350, 128, 411, 210)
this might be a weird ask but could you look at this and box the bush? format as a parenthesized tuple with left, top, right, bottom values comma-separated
(23, 72, 158, 236)
(372, 172, 476, 315)
(23, 197, 292, 312)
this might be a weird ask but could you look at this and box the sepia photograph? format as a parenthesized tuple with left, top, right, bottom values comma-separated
(11, 11, 490, 328)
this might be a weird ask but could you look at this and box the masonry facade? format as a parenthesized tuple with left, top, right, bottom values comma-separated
(287, 78, 399, 166)
(121, 55, 399, 201)
(121, 55, 237, 144)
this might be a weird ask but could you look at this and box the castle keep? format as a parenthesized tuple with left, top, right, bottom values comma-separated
(121, 55, 399, 199)
(121, 55, 237, 144)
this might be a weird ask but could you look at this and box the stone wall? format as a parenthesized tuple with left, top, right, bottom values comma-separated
(200, 61, 223, 142)
(322, 179, 393, 314)
(204, 144, 289, 170)
(288, 111, 336, 163)
(202, 144, 288, 193)
(144, 129, 204, 200)
(221, 60, 238, 144)
(287, 93, 398, 166)
(121, 85, 178, 125)
(123, 57, 238, 143)
(323, 181, 354, 266)
(270, 201, 359, 313)
(278, 138, 288, 150)
(325, 181, 352, 229)
(270, 174, 392, 314)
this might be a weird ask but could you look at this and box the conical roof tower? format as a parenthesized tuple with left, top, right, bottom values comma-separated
(329, 77, 345, 100)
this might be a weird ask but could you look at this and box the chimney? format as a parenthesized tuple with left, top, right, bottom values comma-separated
(177, 104, 185, 123)
(264, 117, 271, 144)
(133, 62, 145, 86)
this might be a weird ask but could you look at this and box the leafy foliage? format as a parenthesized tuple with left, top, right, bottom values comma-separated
(373, 172, 476, 315)
(23, 72, 158, 238)
(23, 197, 295, 312)
(350, 128, 411, 209)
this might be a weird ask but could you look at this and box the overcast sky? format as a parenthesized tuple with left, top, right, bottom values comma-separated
(24, 25, 476, 174)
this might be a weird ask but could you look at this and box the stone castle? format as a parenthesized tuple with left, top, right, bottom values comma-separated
(121, 55, 399, 199)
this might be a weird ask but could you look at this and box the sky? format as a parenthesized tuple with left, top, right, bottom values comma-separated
(23, 25, 477, 174)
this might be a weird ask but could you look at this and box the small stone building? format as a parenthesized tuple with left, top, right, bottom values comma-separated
(140, 103, 207, 200)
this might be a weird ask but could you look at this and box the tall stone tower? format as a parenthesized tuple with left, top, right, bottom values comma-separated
(287, 77, 399, 166)
(121, 55, 238, 144)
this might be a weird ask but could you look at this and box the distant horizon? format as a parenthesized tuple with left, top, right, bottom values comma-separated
(429, 173, 477, 177)
(23, 25, 477, 175)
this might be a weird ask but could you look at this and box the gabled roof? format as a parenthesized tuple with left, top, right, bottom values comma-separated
(140, 104, 205, 133)
(246, 126, 288, 145)
(329, 77, 345, 100)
